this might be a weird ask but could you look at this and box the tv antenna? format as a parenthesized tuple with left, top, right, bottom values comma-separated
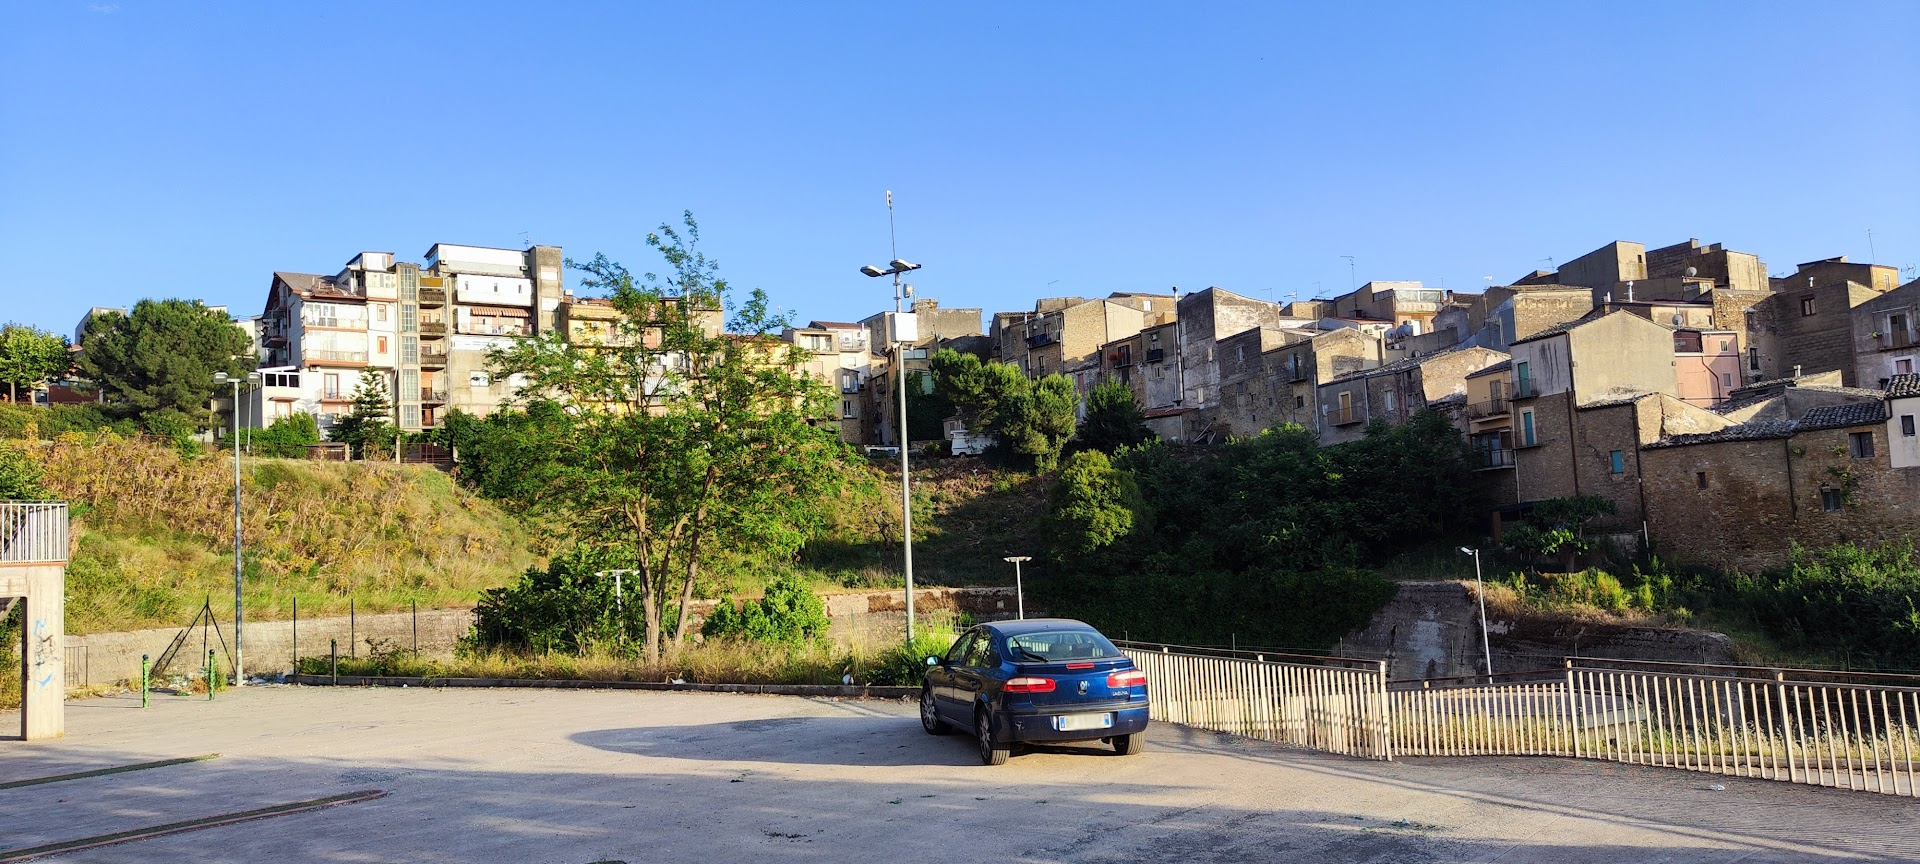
(1539, 256, 1556, 270)
(887, 190, 898, 261)
(1340, 256, 1356, 292)
(519, 230, 532, 247)
(1867, 228, 1876, 264)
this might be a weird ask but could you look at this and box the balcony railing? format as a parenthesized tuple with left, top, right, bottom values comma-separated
(419, 320, 448, 335)
(1329, 408, 1361, 426)
(1146, 348, 1166, 363)
(418, 286, 447, 305)
(0, 502, 69, 564)
(1466, 397, 1510, 419)
(1513, 380, 1538, 399)
(1884, 330, 1915, 349)
(1474, 449, 1515, 470)
(304, 316, 368, 330)
(1025, 331, 1059, 349)
(307, 349, 369, 364)
(421, 388, 448, 403)
(419, 350, 447, 367)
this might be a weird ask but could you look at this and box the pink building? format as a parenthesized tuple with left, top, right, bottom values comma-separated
(1673, 328, 1742, 407)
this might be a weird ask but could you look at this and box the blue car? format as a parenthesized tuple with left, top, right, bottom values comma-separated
(920, 618, 1150, 765)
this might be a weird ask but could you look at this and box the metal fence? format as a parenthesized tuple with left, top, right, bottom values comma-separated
(1120, 642, 1391, 760)
(64, 644, 86, 690)
(0, 501, 68, 564)
(1123, 642, 1920, 798)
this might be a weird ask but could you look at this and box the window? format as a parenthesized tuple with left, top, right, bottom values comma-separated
(1904, 415, 1916, 437)
(1899, 358, 1915, 375)
(323, 373, 340, 399)
(1235, 346, 1244, 363)
(469, 372, 490, 388)
(1142, 300, 1152, 311)
(1719, 340, 1731, 353)
(1722, 372, 1733, 388)
(375, 304, 388, 323)
(1235, 381, 1245, 395)
(1384, 390, 1396, 413)
(1849, 431, 1875, 458)
(1822, 489, 1844, 512)
(1515, 361, 1531, 397)
(376, 336, 388, 354)
(1294, 395, 1304, 409)
(1520, 410, 1536, 446)
(1609, 450, 1625, 474)
(1801, 295, 1816, 316)
(1748, 347, 1759, 371)
(842, 399, 853, 419)
(1696, 471, 1708, 489)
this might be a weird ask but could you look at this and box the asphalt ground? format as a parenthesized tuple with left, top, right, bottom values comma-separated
(4, 686, 1918, 863)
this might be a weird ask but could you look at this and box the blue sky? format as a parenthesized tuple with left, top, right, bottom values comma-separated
(3, 1, 1916, 337)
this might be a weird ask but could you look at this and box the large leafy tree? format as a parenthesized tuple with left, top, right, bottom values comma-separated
(330, 369, 396, 458)
(1077, 380, 1152, 453)
(0, 324, 70, 404)
(75, 300, 253, 426)
(928, 349, 1077, 470)
(485, 213, 854, 661)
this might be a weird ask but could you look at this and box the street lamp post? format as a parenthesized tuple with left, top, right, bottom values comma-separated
(861, 256, 923, 645)
(1002, 556, 1031, 619)
(1459, 546, 1494, 682)
(215, 370, 262, 686)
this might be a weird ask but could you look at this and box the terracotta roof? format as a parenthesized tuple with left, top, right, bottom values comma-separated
(1509, 308, 1619, 345)
(1579, 391, 1657, 410)
(1328, 346, 1468, 384)
(1142, 407, 1194, 419)
(1887, 373, 1920, 398)
(1798, 401, 1889, 431)
(1464, 359, 1511, 378)
(808, 320, 863, 329)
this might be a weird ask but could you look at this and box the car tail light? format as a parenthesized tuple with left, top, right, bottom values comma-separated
(1108, 669, 1147, 688)
(1004, 677, 1056, 693)
(1065, 662, 1095, 670)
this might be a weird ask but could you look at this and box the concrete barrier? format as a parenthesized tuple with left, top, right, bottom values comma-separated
(288, 674, 916, 700)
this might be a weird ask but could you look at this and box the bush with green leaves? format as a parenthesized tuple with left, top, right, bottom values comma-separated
(0, 403, 136, 440)
(467, 546, 638, 654)
(241, 413, 321, 458)
(0, 441, 49, 499)
(701, 573, 830, 643)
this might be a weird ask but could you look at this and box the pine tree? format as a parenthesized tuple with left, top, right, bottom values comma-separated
(330, 369, 396, 458)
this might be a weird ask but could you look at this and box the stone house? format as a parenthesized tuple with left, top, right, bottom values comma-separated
(1095, 331, 1147, 407)
(1641, 399, 1916, 572)
(1175, 288, 1291, 436)
(1851, 277, 1920, 389)
(1264, 327, 1385, 435)
(1138, 321, 1182, 410)
(1889, 374, 1920, 469)
(1212, 327, 1307, 438)
(1748, 257, 1901, 386)
(1316, 346, 1507, 447)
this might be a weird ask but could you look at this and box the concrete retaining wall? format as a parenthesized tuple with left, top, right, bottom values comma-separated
(66, 585, 1030, 685)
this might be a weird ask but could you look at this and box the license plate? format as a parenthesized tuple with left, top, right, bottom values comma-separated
(1052, 712, 1115, 732)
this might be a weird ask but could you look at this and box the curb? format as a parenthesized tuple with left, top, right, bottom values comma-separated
(288, 674, 917, 699)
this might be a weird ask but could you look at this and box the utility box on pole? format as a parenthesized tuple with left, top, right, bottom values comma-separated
(884, 311, 919, 346)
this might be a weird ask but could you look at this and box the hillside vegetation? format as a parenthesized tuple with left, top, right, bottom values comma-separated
(22, 432, 539, 634)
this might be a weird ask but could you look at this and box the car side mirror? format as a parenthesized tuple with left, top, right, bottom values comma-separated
(925, 656, 941, 667)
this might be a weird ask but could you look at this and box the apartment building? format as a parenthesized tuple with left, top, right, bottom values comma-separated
(784, 320, 873, 444)
(1851, 278, 1920, 389)
(257, 243, 562, 434)
(996, 294, 1167, 379)
(1315, 347, 1506, 447)
(1748, 257, 1900, 387)
(1463, 360, 1515, 475)
(1175, 288, 1292, 430)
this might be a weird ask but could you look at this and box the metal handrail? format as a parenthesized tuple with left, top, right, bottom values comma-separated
(1113, 638, 1383, 670)
(0, 501, 69, 564)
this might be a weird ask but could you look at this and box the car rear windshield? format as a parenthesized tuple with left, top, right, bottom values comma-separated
(1005, 630, 1122, 663)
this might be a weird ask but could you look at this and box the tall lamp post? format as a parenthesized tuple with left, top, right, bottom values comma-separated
(215, 370, 262, 685)
(861, 256, 923, 644)
(1459, 546, 1494, 682)
(1002, 556, 1031, 619)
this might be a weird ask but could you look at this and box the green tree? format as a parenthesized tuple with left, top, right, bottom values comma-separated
(0, 324, 70, 405)
(484, 213, 855, 661)
(1077, 380, 1151, 453)
(701, 573, 831, 643)
(241, 413, 321, 458)
(74, 300, 254, 426)
(330, 370, 396, 458)
(928, 349, 1076, 469)
(1045, 450, 1147, 559)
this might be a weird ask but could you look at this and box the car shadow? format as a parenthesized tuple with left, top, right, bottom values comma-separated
(569, 713, 1133, 768)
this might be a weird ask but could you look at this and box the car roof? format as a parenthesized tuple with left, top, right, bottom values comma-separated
(981, 618, 1102, 638)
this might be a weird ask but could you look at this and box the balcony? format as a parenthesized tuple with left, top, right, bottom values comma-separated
(1880, 330, 1915, 350)
(418, 320, 448, 335)
(1109, 350, 1133, 368)
(306, 349, 369, 365)
(0, 502, 68, 564)
(418, 286, 447, 306)
(1025, 331, 1058, 349)
(1467, 397, 1510, 420)
(421, 388, 448, 403)
(1329, 407, 1361, 426)
(419, 350, 447, 368)
(1474, 449, 1515, 470)
(1146, 348, 1166, 363)
(1513, 380, 1538, 399)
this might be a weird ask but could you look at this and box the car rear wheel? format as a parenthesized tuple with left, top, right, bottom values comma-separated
(1113, 730, 1146, 756)
(976, 709, 1009, 766)
(920, 686, 951, 735)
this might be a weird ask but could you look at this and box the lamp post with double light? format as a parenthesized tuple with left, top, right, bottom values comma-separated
(214, 370, 262, 685)
(1002, 556, 1031, 619)
(860, 257, 923, 644)
(1459, 546, 1494, 682)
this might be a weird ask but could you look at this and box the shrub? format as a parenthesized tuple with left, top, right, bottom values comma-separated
(702, 573, 830, 643)
(243, 414, 320, 458)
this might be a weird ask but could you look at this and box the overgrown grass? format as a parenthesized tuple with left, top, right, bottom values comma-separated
(23, 433, 538, 634)
(299, 622, 963, 687)
(791, 458, 1048, 590)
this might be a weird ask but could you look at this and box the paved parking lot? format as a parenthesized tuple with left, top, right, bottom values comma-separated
(4, 686, 1919, 863)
